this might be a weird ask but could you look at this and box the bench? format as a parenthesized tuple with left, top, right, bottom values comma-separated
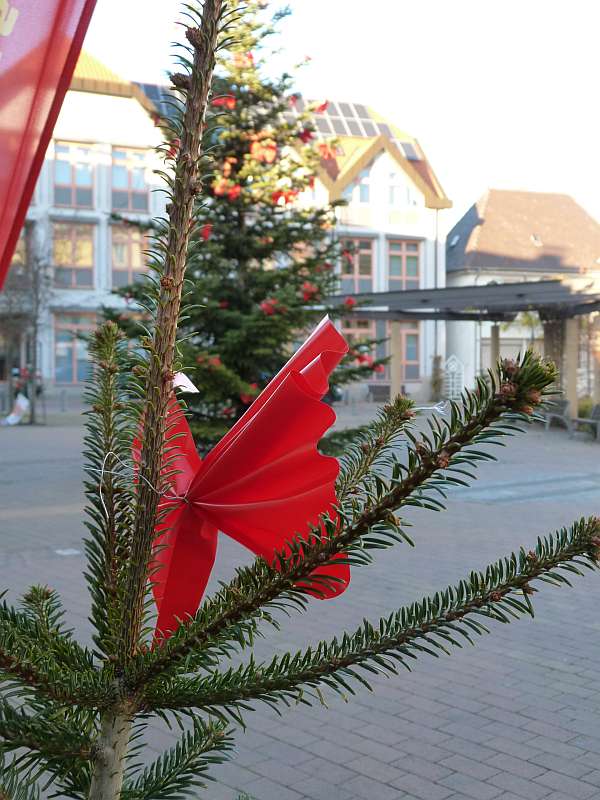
(571, 403, 600, 441)
(542, 399, 571, 432)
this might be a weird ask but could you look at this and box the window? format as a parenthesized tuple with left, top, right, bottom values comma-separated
(53, 223, 94, 288)
(54, 142, 93, 207)
(403, 328, 420, 380)
(54, 314, 95, 384)
(341, 238, 374, 293)
(342, 163, 372, 204)
(112, 148, 149, 212)
(388, 240, 419, 290)
(111, 226, 147, 287)
(341, 318, 374, 344)
(389, 172, 415, 207)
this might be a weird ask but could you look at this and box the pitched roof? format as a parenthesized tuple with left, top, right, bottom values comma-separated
(446, 189, 600, 274)
(286, 99, 450, 209)
(70, 51, 156, 115)
(131, 83, 452, 210)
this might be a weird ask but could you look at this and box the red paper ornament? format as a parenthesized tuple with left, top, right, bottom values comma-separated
(260, 298, 277, 315)
(201, 223, 213, 241)
(343, 296, 357, 309)
(315, 100, 329, 113)
(298, 128, 314, 143)
(142, 318, 350, 640)
(211, 95, 236, 109)
(301, 281, 319, 301)
(227, 184, 242, 201)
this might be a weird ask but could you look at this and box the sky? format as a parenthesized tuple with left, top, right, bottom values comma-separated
(83, 0, 600, 230)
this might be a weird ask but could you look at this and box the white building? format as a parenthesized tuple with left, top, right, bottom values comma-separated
(292, 101, 451, 400)
(1, 58, 452, 403)
(1, 53, 165, 392)
(446, 189, 600, 390)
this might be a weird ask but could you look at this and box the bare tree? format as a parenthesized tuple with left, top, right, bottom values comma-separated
(0, 224, 50, 422)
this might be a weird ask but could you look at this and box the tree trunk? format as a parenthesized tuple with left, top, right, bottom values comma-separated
(88, 711, 131, 800)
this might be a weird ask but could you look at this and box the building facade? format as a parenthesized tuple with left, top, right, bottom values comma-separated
(292, 102, 451, 400)
(0, 53, 165, 396)
(446, 189, 600, 391)
(1, 56, 451, 403)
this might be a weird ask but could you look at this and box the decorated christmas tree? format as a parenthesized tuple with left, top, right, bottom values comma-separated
(110, 0, 382, 446)
(0, 3, 599, 799)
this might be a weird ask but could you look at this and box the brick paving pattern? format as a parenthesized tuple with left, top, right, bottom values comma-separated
(1, 409, 600, 799)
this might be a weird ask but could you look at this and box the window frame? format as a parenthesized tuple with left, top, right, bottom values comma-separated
(341, 237, 375, 293)
(111, 147, 150, 212)
(111, 225, 147, 288)
(387, 239, 420, 291)
(52, 223, 95, 289)
(53, 313, 96, 385)
(53, 141, 94, 209)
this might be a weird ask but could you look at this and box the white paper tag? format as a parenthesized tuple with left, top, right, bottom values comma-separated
(173, 373, 200, 393)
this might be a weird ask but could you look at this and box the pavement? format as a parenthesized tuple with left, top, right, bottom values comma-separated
(1, 404, 600, 800)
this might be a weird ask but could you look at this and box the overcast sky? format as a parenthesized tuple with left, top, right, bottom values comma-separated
(83, 0, 600, 230)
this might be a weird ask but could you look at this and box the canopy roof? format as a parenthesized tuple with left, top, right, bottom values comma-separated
(331, 280, 600, 322)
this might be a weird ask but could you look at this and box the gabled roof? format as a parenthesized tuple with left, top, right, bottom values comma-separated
(70, 51, 156, 115)
(287, 99, 451, 210)
(447, 189, 600, 274)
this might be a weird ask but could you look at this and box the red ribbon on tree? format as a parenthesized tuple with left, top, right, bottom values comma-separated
(142, 317, 350, 640)
(0, 0, 97, 288)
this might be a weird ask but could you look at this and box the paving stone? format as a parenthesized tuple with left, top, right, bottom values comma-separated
(529, 751, 593, 779)
(438, 772, 504, 800)
(487, 771, 551, 799)
(243, 776, 305, 800)
(390, 772, 455, 800)
(342, 754, 405, 784)
(343, 775, 402, 800)
(533, 771, 598, 798)
(439, 752, 500, 780)
(484, 752, 546, 779)
(296, 755, 360, 786)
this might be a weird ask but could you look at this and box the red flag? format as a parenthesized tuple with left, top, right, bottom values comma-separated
(0, 0, 97, 288)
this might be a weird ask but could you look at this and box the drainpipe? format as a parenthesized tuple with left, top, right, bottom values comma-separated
(434, 208, 439, 357)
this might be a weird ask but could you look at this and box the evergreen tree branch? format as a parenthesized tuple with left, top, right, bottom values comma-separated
(0, 599, 108, 708)
(83, 322, 137, 660)
(121, 718, 232, 800)
(130, 351, 559, 685)
(0, 753, 39, 800)
(143, 517, 600, 717)
(0, 698, 92, 764)
(119, 0, 225, 664)
(336, 394, 415, 503)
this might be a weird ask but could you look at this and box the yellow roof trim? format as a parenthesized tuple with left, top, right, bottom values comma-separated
(69, 51, 157, 116)
(330, 134, 451, 210)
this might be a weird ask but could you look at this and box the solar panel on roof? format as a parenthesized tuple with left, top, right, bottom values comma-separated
(315, 117, 333, 134)
(377, 122, 393, 138)
(401, 142, 420, 161)
(338, 102, 353, 117)
(327, 101, 342, 116)
(362, 121, 377, 137)
(354, 103, 369, 118)
(330, 118, 347, 135)
(347, 120, 362, 136)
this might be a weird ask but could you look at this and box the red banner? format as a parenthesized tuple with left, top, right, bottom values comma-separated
(0, 0, 96, 288)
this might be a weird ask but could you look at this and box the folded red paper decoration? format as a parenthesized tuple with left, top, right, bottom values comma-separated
(147, 317, 350, 639)
(0, 0, 97, 288)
